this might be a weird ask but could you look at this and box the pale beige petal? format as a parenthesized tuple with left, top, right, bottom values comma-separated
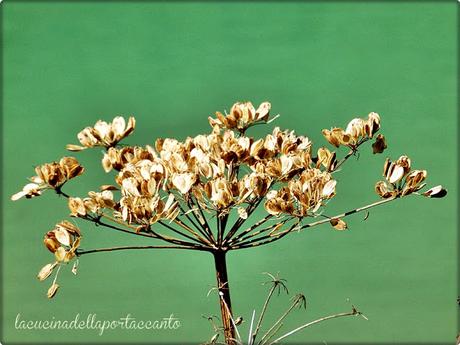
(54, 228, 71, 246)
(255, 101, 271, 121)
(94, 120, 110, 139)
(172, 173, 196, 194)
(388, 165, 405, 184)
(112, 116, 126, 137)
(321, 180, 337, 198)
(122, 178, 140, 196)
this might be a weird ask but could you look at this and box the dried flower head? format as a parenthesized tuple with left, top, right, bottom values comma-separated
(208, 101, 276, 132)
(322, 112, 381, 148)
(13, 98, 446, 342)
(375, 156, 446, 199)
(11, 157, 84, 200)
(67, 116, 136, 151)
(68, 191, 116, 217)
(37, 221, 81, 298)
(44, 221, 81, 262)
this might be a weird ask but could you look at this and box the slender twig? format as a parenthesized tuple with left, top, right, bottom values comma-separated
(232, 219, 300, 249)
(81, 215, 157, 239)
(190, 195, 216, 242)
(332, 138, 369, 172)
(100, 213, 139, 231)
(235, 196, 398, 249)
(158, 220, 211, 245)
(259, 295, 305, 345)
(177, 201, 215, 244)
(230, 217, 288, 246)
(248, 310, 256, 345)
(83, 214, 209, 249)
(225, 214, 273, 246)
(77, 244, 207, 256)
(268, 310, 358, 344)
(224, 197, 263, 243)
(299, 196, 397, 230)
(149, 226, 210, 248)
(217, 212, 223, 245)
(175, 199, 208, 231)
(251, 282, 277, 344)
(259, 323, 283, 345)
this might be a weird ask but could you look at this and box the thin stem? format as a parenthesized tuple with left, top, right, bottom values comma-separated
(187, 197, 215, 241)
(77, 244, 207, 256)
(224, 197, 263, 244)
(231, 217, 288, 246)
(233, 219, 299, 249)
(248, 310, 256, 345)
(268, 310, 358, 344)
(82, 215, 209, 249)
(82, 215, 157, 239)
(101, 211, 209, 248)
(251, 283, 276, 344)
(100, 213, 139, 231)
(158, 220, 210, 245)
(332, 138, 369, 172)
(217, 212, 223, 245)
(190, 195, 216, 242)
(299, 196, 397, 230)
(177, 201, 215, 244)
(149, 227, 210, 248)
(259, 296, 304, 345)
(177, 201, 206, 234)
(226, 214, 273, 246)
(259, 323, 283, 345)
(235, 196, 398, 249)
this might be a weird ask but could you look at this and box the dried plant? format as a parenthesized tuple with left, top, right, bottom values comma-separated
(12, 101, 446, 344)
(204, 273, 367, 345)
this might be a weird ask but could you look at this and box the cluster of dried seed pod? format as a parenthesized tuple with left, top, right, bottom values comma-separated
(11, 157, 84, 200)
(208, 101, 276, 132)
(322, 112, 381, 148)
(67, 116, 135, 151)
(38, 221, 81, 298)
(68, 190, 116, 217)
(374, 156, 443, 198)
(11, 101, 447, 300)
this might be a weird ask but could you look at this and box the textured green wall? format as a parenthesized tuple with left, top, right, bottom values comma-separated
(3, 1, 457, 344)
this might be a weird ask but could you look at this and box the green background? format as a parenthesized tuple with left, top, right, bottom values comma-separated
(2, 1, 457, 344)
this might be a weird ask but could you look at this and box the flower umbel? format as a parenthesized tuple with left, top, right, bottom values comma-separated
(66, 116, 136, 151)
(12, 101, 447, 345)
(38, 221, 81, 298)
(11, 157, 84, 200)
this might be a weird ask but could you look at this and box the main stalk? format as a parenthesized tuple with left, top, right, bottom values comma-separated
(213, 250, 235, 344)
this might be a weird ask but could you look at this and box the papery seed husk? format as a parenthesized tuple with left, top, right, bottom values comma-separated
(37, 262, 57, 281)
(330, 218, 348, 230)
(47, 283, 60, 299)
(423, 185, 448, 198)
